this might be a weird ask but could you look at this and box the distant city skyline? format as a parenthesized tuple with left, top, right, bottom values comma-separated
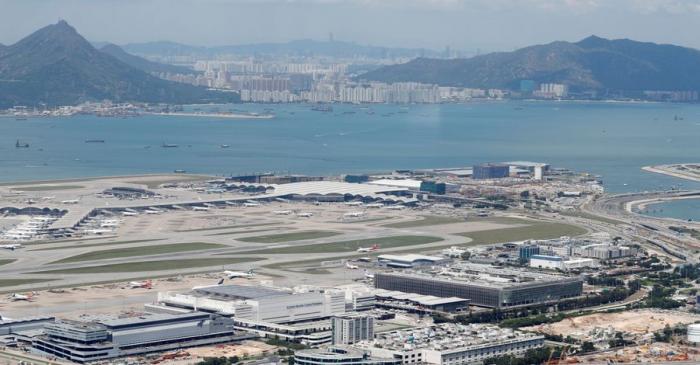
(3, 0, 700, 54)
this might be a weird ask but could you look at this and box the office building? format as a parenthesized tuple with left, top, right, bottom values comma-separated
(357, 323, 544, 365)
(420, 181, 446, 195)
(374, 263, 583, 308)
(30, 312, 244, 363)
(518, 244, 540, 260)
(294, 346, 401, 365)
(472, 164, 510, 180)
(332, 314, 374, 345)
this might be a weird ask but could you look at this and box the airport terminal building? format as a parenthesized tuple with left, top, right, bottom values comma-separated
(374, 264, 583, 308)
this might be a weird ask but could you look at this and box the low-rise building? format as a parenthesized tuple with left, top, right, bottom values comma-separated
(294, 346, 401, 365)
(357, 323, 544, 365)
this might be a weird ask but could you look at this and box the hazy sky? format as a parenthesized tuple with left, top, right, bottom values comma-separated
(2, 0, 700, 53)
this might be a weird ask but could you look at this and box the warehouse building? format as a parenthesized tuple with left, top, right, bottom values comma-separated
(356, 323, 544, 365)
(30, 312, 247, 363)
(374, 263, 583, 308)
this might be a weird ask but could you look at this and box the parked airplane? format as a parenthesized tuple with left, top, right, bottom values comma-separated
(297, 212, 314, 217)
(85, 229, 113, 235)
(356, 244, 379, 253)
(385, 205, 405, 210)
(364, 270, 375, 279)
(365, 203, 384, 209)
(144, 209, 162, 215)
(129, 280, 153, 289)
(8, 293, 33, 301)
(122, 211, 139, 217)
(243, 202, 260, 207)
(224, 269, 254, 279)
(216, 278, 225, 285)
(273, 210, 292, 215)
(345, 201, 363, 207)
(192, 206, 210, 211)
(0, 244, 23, 250)
(344, 211, 366, 218)
(61, 199, 79, 204)
(345, 262, 359, 270)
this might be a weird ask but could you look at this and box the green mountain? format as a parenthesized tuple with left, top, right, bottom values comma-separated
(359, 36, 700, 92)
(0, 21, 236, 108)
(99, 43, 196, 75)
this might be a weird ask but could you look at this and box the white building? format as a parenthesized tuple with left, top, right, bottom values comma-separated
(332, 313, 374, 345)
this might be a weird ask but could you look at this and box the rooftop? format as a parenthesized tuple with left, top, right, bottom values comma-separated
(193, 284, 292, 300)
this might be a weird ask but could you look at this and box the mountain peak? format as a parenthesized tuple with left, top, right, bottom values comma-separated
(576, 35, 610, 48)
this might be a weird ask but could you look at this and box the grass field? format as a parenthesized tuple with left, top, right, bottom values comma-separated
(11, 184, 84, 191)
(33, 257, 262, 274)
(0, 278, 55, 287)
(382, 215, 466, 228)
(175, 222, 281, 233)
(51, 242, 225, 263)
(240, 235, 443, 255)
(32, 239, 164, 251)
(237, 230, 341, 243)
(457, 221, 587, 246)
(0, 259, 16, 266)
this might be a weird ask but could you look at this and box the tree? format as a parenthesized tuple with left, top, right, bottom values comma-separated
(580, 341, 596, 353)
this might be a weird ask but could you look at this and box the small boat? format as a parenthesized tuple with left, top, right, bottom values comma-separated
(161, 143, 178, 148)
(220, 144, 230, 148)
(174, 169, 187, 173)
(15, 140, 29, 148)
(85, 139, 105, 143)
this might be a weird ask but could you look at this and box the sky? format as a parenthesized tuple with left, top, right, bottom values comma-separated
(1, 0, 700, 53)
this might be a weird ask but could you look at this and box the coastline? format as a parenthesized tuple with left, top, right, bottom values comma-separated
(642, 164, 700, 183)
(146, 112, 274, 119)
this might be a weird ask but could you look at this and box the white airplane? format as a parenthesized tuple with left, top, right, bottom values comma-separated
(224, 269, 254, 279)
(85, 229, 113, 235)
(144, 209, 162, 215)
(344, 212, 366, 218)
(345, 201, 363, 207)
(363, 270, 375, 279)
(8, 293, 33, 301)
(365, 203, 384, 209)
(356, 244, 379, 253)
(192, 206, 210, 211)
(297, 212, 314, 218)
(273, 210, 293, 215)
(122, 211, 139, 217)
(243, 202, 260, 207)
(100, 221, 120, 228)
(0, 244, 23, 250)
(41, 196, 55, 200)
(128, 280, 153, 289)
(385, 205, 405, 210)
(346, 262, 359, 269)
(61, 199, 79, 204)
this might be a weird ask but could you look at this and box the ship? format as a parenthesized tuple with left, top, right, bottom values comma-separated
(220, 144, 230, 148)
(161, 143, 179, 148)
(311, 105, 333, 112)
(85, 139, 105, 143)
(15, 140, 29, 148)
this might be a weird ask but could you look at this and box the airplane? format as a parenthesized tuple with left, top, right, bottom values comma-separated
(363, 270, 375, 280)
(216, 278, 225, 285)
(345, 262, 359, 270)
(385, 205, 405, 210)
(144, 209, 162, 215)
(128, 280, 153, 289)
(192, 206, 210, 211)
(273, 210, 293, 215)
(344, 212, 366, 218)
(224, 269, 254, 279)
(365, 203, 384, 209)
(8, 293, 33, 301)
(61, 199, 79, 204)
(356, 244, 379, 253)
(0, 244, 23, 250)
(345, 201, 363, 207)
(243, 202, 260, 207)
(85, 229, 113, 235)
(297, 212, 314, 218)
(122, 211, 139, 217)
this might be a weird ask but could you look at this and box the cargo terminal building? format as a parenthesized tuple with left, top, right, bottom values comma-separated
(374, 263, 583, 308)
